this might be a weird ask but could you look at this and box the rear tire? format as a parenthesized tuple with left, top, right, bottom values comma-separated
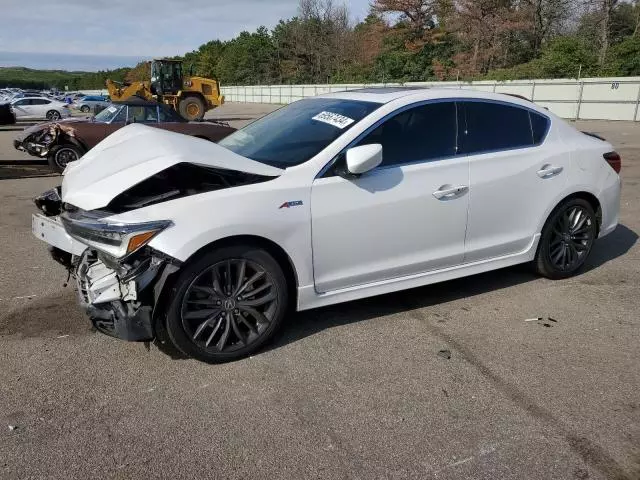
(80, 105, 90, 113)
(165, 245, 289, 363)
(178, 95, 205, 121)
(47, 144, 83, 173)
(534, 198, 597, 279)
(46, 110, 61, 120)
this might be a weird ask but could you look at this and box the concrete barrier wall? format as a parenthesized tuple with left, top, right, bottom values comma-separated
(220, 77, 640, 121)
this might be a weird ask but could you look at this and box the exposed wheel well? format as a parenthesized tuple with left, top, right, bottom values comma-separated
(200, 236, 299, 300)
(56, 137, 88, 155)
(155, 236, 299, 322)
(180, 92, 205, 102)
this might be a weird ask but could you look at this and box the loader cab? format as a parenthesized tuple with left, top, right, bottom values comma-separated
(150, 60, 183, 96)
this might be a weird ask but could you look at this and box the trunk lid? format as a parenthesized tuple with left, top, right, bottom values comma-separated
(61, 123, 283, 211)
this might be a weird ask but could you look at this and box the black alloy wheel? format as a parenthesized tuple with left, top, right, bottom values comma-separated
(46, 110, 61, 120)
(535, 198, 597, 279)
(166, 246, 288, 363)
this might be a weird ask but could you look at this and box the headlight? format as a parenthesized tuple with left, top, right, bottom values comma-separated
(61, 212, 172, 259)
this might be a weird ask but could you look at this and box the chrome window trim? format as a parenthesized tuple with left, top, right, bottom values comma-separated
(316, 97, 551, 179)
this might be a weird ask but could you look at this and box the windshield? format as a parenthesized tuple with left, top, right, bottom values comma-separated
(218, 98, 380, 168)
(94, 104, 125, 123)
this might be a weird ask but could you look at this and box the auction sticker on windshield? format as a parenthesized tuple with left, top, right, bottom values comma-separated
(312, 111, 355, 129)
(107, 106, 118, 113)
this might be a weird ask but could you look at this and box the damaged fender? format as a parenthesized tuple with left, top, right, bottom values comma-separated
(14, 121, 86, 159)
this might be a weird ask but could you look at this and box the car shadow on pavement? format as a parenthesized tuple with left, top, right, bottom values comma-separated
(0, 163, 56, 180)
(274, 223, 638, 350)
(584, 224, 638, 273)
(0, 290, 90, 338)
(269, 224, 639, 480)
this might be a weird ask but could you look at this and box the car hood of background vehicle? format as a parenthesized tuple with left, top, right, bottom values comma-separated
(15, 116, 92, 141)
(61, 123, 283, 211)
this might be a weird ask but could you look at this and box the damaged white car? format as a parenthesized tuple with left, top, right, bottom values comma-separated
(32, 88, 621, 363)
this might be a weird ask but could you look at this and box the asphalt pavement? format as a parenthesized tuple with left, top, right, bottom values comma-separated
(0, 104, 638, 479)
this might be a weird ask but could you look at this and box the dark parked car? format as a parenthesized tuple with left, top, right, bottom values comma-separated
(14, 98, 236, 172)
(0, 103, 16, 125)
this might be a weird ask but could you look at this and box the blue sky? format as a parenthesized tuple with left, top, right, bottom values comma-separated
(0, 0, 372, 70)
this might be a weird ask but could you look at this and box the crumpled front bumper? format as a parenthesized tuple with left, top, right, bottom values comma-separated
(74, 249, 178, 342)
(14, 136, 51, 158)
(32, 189, 181, 343)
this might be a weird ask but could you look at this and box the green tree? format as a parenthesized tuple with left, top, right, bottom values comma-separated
(606, 36, 640, 75)
(216, 28, 278, 85)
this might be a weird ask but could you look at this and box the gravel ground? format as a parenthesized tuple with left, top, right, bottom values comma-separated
(0, 104, 638, 479)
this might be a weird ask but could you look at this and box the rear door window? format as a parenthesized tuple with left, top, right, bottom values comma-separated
(460, 101, 534, 154)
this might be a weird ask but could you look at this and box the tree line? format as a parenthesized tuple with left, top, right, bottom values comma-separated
(0, 67, 129, 91)
(2, 0, 638, 90)
(175, 0, 639, 84)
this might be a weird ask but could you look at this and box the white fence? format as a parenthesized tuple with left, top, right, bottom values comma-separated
(221, 77, 640, 122)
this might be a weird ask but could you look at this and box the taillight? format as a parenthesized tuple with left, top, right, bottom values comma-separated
(603, 151, 621, 174)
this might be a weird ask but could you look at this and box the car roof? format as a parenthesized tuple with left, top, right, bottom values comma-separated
(13, 96, 55, 101)
(318, 87, 541, 111)
(112, 97, 161, 107)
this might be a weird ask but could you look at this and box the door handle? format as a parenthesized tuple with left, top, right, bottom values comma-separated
(432, 185, 468, 200)
(537, 164, 563, 178)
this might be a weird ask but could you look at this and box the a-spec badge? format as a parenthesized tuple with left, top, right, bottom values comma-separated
(279, 201, 303, 209)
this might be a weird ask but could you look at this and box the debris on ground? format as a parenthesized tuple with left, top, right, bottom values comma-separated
(8, 425, 17, 431)
(525, 317, 558, 327)
(438, 349, 452, 360)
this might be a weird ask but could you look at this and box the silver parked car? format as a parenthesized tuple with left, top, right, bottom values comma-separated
(73, 95, 110, 113)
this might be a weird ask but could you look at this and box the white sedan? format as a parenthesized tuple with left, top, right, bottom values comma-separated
(11, 96, 70, 120)
(32, 88, 621, 363)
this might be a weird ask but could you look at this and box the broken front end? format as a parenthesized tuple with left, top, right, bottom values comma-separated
(32, 162, 275, 342)
(14, 123, 84, 161)
(31, 124, 283, 345)
(33, 189, 180, 341)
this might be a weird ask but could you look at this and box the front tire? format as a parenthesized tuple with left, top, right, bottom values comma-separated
(178, 95, 205, 121)
(47, 144, 83, 173)
(534, 198, 597, 279)
(80, 105, 90, 113)
(165, 245, 289, 363)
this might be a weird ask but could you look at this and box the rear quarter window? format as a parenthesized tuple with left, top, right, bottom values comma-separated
(530, 111, 550, 144)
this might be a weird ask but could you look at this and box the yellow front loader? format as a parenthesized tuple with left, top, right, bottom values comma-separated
(106, 59, 224, 121)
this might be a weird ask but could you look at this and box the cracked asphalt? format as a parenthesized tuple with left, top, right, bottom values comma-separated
(0, 105, 639, 479)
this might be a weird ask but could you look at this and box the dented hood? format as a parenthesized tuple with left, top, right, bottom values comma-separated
(15, 116, 92, 141)
(61, 123, 283, 211)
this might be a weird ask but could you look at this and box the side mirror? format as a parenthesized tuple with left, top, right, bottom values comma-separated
(345, 144, 383, 175)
